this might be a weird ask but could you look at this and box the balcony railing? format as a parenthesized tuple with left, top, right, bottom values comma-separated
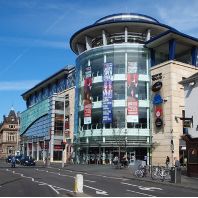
(80, 122, 147, 130)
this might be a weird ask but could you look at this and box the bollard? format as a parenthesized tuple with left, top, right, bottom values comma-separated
(74, 174, 83, 193)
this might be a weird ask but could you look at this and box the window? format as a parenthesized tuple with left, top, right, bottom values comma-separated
(9, 125, 15, 129)
(7, 133, 15, 142)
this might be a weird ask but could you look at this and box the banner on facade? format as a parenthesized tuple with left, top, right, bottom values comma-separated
(127, 62, 139, 123)
(103, 63, 113, 123)
(84, 66, 92, 124)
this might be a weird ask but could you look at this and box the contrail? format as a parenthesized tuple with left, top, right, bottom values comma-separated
(1, 13, 66, 77)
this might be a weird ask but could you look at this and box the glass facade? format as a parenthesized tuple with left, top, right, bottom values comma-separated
(23, 114, 50, 138)
(20, 68, 75, 162)
(76, 45, 149, 131)
(25, 72, 75, 108)
(74, 44, 150, 164)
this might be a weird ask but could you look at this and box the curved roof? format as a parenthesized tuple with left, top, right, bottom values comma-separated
(70, 13, 177, 54)
(95, 13, 159, 24)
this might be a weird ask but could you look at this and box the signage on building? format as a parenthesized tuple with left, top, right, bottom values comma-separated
(103, 63, 113, 123)
(188, 148, 198, 164)
(84, 66, 92, 124)
(155, 117, 163, 128)
(152, 73, 162, 81)
(153, 94, 163, 105)
(155, 107, 163, 117)
(152, 81, 163, 92)
(127, 62, 139, 123)
(54, 145, 62, 150)
(65, 115, 69, 130)
(183, 120, 192, 128)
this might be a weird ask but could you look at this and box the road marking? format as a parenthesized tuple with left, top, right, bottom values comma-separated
(139, 187, 163, 191)
(44, 166, 130, 181)
(8, 169, 73, 195)
(84, 184, 108, 196)
(96, 190, 108, 195)
(39, 183, 60, 195)
(121, 182, 163, 192)
(126, 189, 155, 197)
(36, 168, 96, 182)
(84, 179, 96, 183)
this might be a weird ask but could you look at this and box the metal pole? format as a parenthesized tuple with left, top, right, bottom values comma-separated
(62, 95, 66, 168)
(16, 116, 20, 154)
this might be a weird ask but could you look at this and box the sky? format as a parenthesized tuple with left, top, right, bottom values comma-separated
(1, 0, 198, 122)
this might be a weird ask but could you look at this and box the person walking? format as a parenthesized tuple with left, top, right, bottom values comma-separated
(11, 155, 16, 168)
(165, 156, 170, 168)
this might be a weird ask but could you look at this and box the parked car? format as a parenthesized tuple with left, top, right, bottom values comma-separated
(20, 156, 36, 166)
(15, 155, 23, 164)
(6, 155, 12, 163)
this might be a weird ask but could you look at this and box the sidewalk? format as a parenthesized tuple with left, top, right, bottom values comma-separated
(48, 163, 198, 191)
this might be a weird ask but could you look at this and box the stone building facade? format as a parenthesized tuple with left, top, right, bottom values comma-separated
(0, 109, 19, 158)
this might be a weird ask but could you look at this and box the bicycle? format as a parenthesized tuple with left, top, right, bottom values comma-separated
(134, 165, 147, 177)
(151, 166, 170, 181)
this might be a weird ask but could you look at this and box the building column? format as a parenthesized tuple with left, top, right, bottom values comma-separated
(191, 46, 197, 66)
(22, 141, 25, 155)
(32, 140, 34, 158)
(102, 30, 107, 45)
(150, 49, 155, 67)
(125, 52, 128, 128)
(146, 29, 151, 41)
(124, 27, 128, 42)
(43, 140, 45, 161)
(27, 143, 30, 156)
(102, 147, 105, 165)
(147, 137, 150, 165)
(37, 141, 39, 161)
(169, 39, 176, 60)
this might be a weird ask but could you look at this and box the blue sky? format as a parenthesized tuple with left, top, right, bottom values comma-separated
(0, 0, 198, 121)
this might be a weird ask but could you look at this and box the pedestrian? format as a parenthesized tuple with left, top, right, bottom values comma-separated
(113, 156, 118, 166)
(174, 157, 180, 167)
(165, 156, 170, 168)
(11, 155, 16, 168)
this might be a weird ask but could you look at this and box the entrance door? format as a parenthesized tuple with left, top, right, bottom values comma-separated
(129, 151, 136, 165)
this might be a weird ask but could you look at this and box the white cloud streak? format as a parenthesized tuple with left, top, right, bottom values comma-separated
(155, 2, 198, 37)
(0, 80, 40, 91)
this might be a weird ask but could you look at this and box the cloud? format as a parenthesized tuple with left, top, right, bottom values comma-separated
(155, 2, 198, 37)
(0, 80, 40, 91)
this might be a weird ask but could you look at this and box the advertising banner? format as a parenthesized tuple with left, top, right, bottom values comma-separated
(84, 66, 92, 124)
(103, 63, 113, 123)
(127, 62, 139, 123)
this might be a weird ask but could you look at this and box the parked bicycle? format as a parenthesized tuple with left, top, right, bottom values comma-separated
(134, 165, 147, 177)
(151, 166, 170, 181)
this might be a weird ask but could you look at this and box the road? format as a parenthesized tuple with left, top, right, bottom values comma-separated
(0, 161, 198, 197)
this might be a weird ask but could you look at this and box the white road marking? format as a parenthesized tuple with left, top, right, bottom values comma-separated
(126, 189, 155, 197)
(84, 184, 108, 196)
(6, 169, 74, 195)
(39, 183, 60, 195)
(139, 187, 163, 191)
(96, 190, 108, 195)
(121, 182, 163, 192)
(84, 179, 96, 183)
(48, 185, 60, 194)
(44, 166, 128, 181)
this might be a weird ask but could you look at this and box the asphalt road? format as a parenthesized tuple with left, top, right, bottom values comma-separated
(0, 161, 198, 197)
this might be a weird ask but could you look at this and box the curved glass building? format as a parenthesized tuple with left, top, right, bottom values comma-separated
(70, 13, 177, 165)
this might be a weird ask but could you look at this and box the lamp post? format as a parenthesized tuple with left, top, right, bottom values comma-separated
(16, 114, 20, 155)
